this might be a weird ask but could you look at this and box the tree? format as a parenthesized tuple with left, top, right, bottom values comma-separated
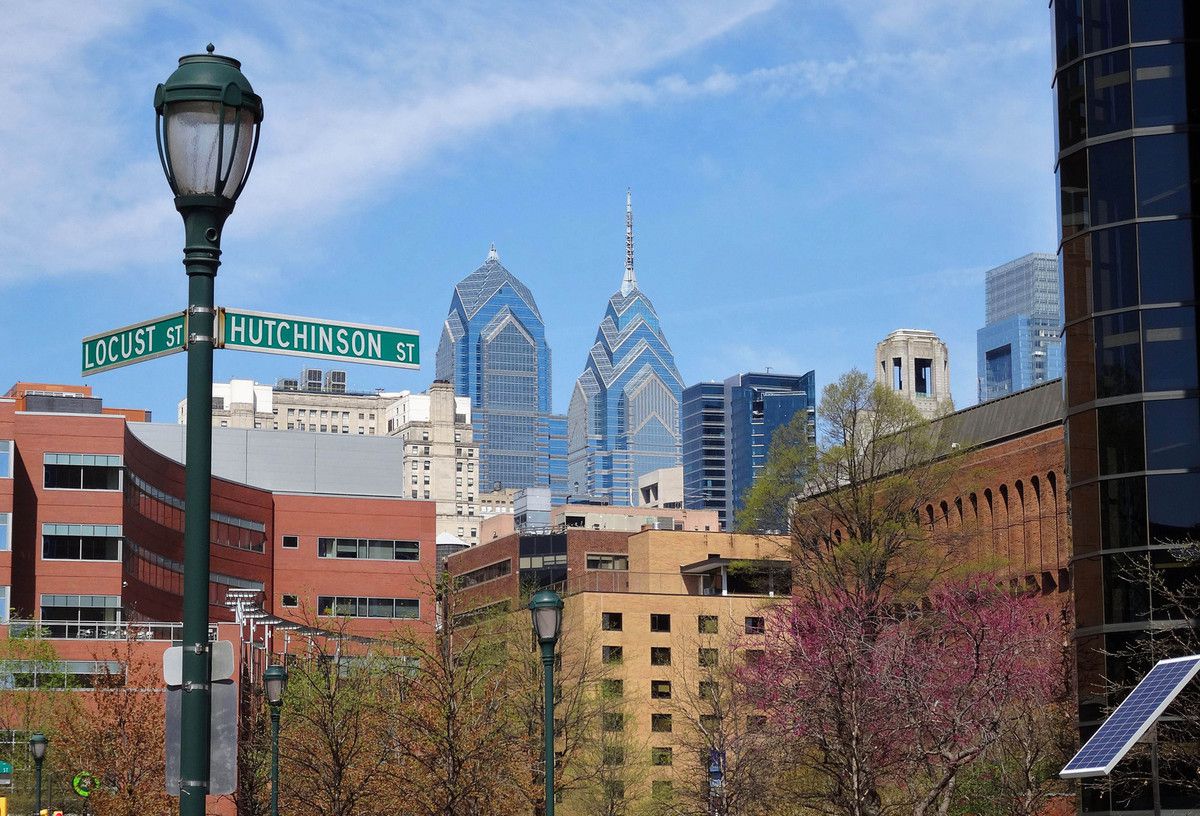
(56, 637, 174, 816)
(740, 578, 1062, 816)
(382, 585, 535, 816)
(657, 628, 784, 816)
(739, 369, 959, 606)
(278, 618, 399, 816)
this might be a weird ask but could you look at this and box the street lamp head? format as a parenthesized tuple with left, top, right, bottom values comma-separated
(28, 732, 47, 761)
(529, 589, 563, 644)
(155, 44, 264, 206)
(263, 663, 288, 706)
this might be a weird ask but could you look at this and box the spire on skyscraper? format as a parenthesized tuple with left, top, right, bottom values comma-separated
(621, 188, 637, 296)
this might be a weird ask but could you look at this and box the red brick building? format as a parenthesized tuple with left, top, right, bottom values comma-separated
(1, 383, 438, 650)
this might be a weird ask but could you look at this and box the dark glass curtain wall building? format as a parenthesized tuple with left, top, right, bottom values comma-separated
(1053, 2, 1200, 812)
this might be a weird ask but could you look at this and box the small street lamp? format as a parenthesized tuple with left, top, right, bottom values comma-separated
(28, 732, 47, 814)
(154, 44, 262, 816)
(263, 664, 288, 816)
(529, 590, 563, 816)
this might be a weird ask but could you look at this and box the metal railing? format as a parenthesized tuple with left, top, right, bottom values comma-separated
(545, 571, 791, 597)
(6, 620, 218, 641)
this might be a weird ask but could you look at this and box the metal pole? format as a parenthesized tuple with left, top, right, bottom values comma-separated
(33, 757, 42, 814)
(1150, 723, 1162, 816)
(178, 201, 228, 816)
(542, 642, 556, 816)
(270, 704, 281, 816)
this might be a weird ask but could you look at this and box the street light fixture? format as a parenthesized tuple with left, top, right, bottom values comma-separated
(28, 732, 47, 813)
(263, 664, 288, 816)
(154, 44, 263, 816)
(529, 590, 563, 816)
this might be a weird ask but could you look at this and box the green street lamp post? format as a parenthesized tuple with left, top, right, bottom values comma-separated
(529, 590, 564, 816)
(154, 44, 263, 816)
(263, 664, 288, 816)
(28, 732, 46, 814)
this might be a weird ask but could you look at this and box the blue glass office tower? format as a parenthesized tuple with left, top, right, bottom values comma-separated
(976, 253, 1064, 402)
(568, 193, 684, 506)
(436, 246, 559, 494)
(724, 372, 816, 528)
(682, 382, 727, 523)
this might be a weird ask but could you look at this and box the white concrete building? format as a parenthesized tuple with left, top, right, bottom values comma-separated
(874, 329, 954, 420)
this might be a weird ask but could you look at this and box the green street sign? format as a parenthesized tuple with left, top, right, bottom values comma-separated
(82, 312, 187, 376)
(220, 308, 419, 369)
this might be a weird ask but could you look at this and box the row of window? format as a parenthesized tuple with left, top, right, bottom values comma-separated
(456, 559, 512, 588)
(41, 524, 122, 561)
(43, 453, 122, 490)
(600, 612, 765, 635)
(520, 553, 567, 569)
(317, 595, 420, 619)
(316, 537, 420, 562)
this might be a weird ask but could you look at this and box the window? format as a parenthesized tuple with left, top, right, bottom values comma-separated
(699, 681, 719, 701)
(698, 648, 719, 668)
(43, 453, 122, 490)
(41, 524, 121, 560)
(747, 715, 767, 733)
(317, 537, 419, 561)
(456, 559, 512, 588)
(698, 615, 718, 634)
(281, 594, 298, 608)
(650, 614, 671, 633)
(282, 535, 299, 549)
(586, 554, 629, 570)
(744, 649, 765, 666)
(602, 645, 623, 664)
(603, 747, 625, 766)
(652, 780, 673, 799)
(651, 713, 672, 733)
(317, 596, 420, 619)
(0, 513, 9, 551)
(745, 616, 766, 635)
(601, 679, 623, 698)
(0, 440, 11, 478)
(602, 712, 624, 732)
(651, 680, 672, 699)
(602, 612, 623, 631)
(700, 714, 721, 731)
(651, 747, 673, 767)
(650, 647, 671, 666)
(0, 585, 7, 624)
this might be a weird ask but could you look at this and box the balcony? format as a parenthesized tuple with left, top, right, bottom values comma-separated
(6, 620, 217, 641)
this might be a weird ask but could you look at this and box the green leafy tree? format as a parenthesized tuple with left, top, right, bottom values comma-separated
(739, 369, 958, 605)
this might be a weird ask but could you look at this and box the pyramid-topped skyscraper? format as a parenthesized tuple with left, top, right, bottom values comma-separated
(568, 192, 684, 505)
(436, 245, 562, 496)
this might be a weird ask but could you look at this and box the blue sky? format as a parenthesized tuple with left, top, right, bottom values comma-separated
(1, 1, 1056, 419)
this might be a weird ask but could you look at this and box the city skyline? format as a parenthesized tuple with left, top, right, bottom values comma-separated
(0, 2, 1056, 421)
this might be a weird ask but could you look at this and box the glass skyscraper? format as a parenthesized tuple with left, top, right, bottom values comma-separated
(682, 382, 727, 523)
(977, 253, 1065, 402)
(1054, 2, 1200, 811)
(724, 371, 816, 528)
(436, 245, 559, 494)
(568, 193, 684, 506)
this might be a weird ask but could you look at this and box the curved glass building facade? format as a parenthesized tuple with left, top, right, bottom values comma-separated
(1053, 2, 1200, 811)
(435, 246, 555, 493)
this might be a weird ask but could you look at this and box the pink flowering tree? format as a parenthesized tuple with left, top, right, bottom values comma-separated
(740, 578, 1062, 816)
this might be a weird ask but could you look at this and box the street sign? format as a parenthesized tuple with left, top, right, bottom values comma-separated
(82, 312, 187, 376)
(165, 641, 238, 796)
(0, 760, 10, 786)
(220, 307, 419, 369)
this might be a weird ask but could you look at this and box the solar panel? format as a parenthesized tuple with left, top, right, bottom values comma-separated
(1061, 654, 1200, 779)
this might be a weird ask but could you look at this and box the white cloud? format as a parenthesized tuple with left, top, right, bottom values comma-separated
(0, 1, 775, 285)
